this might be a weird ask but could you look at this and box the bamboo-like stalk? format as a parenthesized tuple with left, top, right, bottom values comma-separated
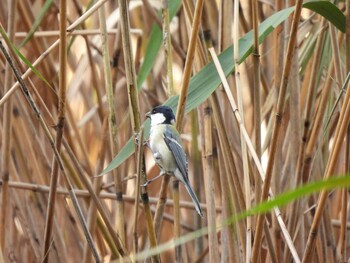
(0, 0, 109, 107)
(152, 0, 205, 259)
(0, 179, 214, 211)
(190, 111, 203, 257)
(210, 92, 247, 257)
(42, 1, 67, 261)
(26, 74, 125, 257)
(339, 2, 350, 261)
(233, 0, 252, 260)
(201, 102, 219, 262)
(99, 3, 126, 245)
(284, 19, 327, 263)
(0, 37, 124, 261)
(117, 0, 159, 261)
(251, 0, 262, 214)
(302, 69, 350, 263)
(161, 0, 183, 260)
(82, 118, 108, 263)
(141, 0, 185, 60)
(0, 0, 16, 250)
(175, 0, 204, 128)
(209, 47, 300, 263)
(250, 0, 304, 259)
(201, 18, 219, 262)
(271, 4, 284, 259)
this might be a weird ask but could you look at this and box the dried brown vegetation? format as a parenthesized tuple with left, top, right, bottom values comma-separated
(0, 0, 350, 262)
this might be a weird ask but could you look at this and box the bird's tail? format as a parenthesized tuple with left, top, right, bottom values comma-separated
(184, 182, 203, 217)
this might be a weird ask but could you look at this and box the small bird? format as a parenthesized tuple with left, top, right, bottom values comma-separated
(144, 105, 203, 217)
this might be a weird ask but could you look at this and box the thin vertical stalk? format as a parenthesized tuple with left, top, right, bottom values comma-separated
(117, 0, 159, 261)
(251, 0, 262, 212)
(153, 0, 205, 257)
(42, 0, 67, 261)
(0, 0, 109, 107)
(284, 19, 327, 263)
(173, 180, 181, 262)
(201, 29, 219, 262)
(302, 77, 350, 262)
(99, 3, 125, 245)
(162, 0, 181, 259)
(202, 102, 219, 262)
(175, 0, 204, 128)
(190, 111, 203, 257)
(82, 118, 108, 263)
(0, 0, 16, 250)
(209, 47, 300, 263)
(162, 0, 174, 96)
(251, 0, 304, 260)
(233, 0, 251, 260)
(0, 38, 126, 260)
(340, 1, 350, 260)
(132, 126, 143, 256)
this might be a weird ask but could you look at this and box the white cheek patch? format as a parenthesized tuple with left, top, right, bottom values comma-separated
(150, 113, 166, 126)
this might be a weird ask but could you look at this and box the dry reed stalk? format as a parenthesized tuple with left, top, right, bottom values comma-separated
(118, 0, 159, 261)
(0, 31, 104, 263)
(190, 111, 203, 257)
(41, 1, 67, 260)
(173, 179, 181, 263)
(27, 75, 127, 257)
(201, 102, 219, 262)
(82, 118, 108, 263)
(302, 72, 350, 262)
(233, 0, 252, 260)
(0, 179, 214, 212)
(302, 65, 336, 183)
(99, 3, 126, 247)
(200, 14, 220, 262)
(141, 0, 185, 60)
(10, 29, 141, 38)
(151, 0, 206, 260)
(339, 2, 350, 261)
(132, 126, 143, 255)
(209, 91, 247, 255)
(0, 0, 109, 107)
(209, 47, 300, 262)
(284, 18, 327, 263)
(0, 0, 16, 251)
(251, 0, 262, 211)
(251, 0, 304, 259)
(175, 0, 204, 127)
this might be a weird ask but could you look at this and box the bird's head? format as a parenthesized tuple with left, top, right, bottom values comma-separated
(146, 105, 176, 126)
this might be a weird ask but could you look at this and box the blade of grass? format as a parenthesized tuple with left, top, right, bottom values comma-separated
(132, 174, 350, 261)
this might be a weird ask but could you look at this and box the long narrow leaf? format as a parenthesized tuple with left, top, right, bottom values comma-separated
(137, 0, 182, 88)
(101, 1, 345, 175)
(0, 27, 53, 89)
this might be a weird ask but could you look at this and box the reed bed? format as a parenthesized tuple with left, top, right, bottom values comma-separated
(0, 0, 349, 262)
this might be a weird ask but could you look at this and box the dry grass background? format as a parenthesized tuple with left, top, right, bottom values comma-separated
(0, 0, 350, 262)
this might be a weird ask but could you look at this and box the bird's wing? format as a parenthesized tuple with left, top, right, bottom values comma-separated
(163, 126, 188, 180)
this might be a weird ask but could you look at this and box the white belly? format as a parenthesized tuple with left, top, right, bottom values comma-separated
(149, 125, 177, 172)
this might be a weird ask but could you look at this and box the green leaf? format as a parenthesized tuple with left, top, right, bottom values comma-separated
(304, 0, 346, 33)
(134, 175, 350, 260)
(19, 0, 54, 47)
(0, 27, 53, 89)
(100, 7, 295, 175)
(101, 1, 346, 175)
(137, 0, 182, 89)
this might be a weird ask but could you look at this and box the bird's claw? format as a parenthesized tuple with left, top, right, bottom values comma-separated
(141, 181, 149, 187)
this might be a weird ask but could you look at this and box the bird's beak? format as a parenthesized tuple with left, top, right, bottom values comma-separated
(145, 111, 151, 118)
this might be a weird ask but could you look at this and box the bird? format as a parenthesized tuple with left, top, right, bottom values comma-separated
(144, 105, 203, 217)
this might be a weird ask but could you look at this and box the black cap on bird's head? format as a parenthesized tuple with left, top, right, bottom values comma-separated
(146, 105, 176, 125)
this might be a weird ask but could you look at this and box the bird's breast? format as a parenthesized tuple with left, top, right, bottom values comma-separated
(149, 125, 177, 172)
